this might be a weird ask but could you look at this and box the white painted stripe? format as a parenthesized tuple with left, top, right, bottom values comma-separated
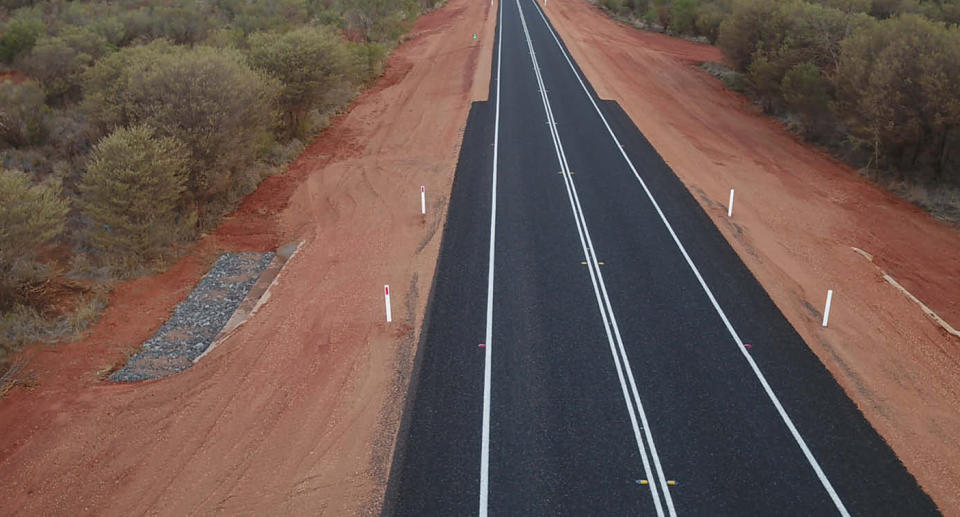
(517, 2, 672, 514)
(478, 1, 503, 514)
(528, 2, 850, 514)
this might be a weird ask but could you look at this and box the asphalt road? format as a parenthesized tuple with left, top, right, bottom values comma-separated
(383, 0, 940, 515)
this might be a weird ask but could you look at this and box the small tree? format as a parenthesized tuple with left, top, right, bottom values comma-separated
(0, 80, 50, 148)
(0, 168, 68, 310)
(672, 0, 699, 35)
(78, 125, 191, 271)
(694, 2, 727, 44)
(781, 62, 834, 139)
(83, 43, 280, 226)
(652, 0, 674, 32)
(247, 26, 353, 138)
(837, 14, 960, 176)
(21, 28, 110, 104)
(0, 8, 44, 64)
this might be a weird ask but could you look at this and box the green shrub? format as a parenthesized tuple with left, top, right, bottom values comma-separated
(673, 0, 699, 34)
(248, 26, 354, 138)
(717, 0, 778, 69)
(22, 28, 110, 103)
(837, 14, 960, 178)
(781, 62, 834, 139)
(0, 168, 68, 311)
(79, 125, 191, 271)
(600, 0, 628, 15)
(0, 7, 44, 64)
(694, 2, 726, 43)
(350, 41, 388, 84)
(83, 42, 280, 226)
(0, 80, 51, 148)
(342, 0, 419, 42)
(151, 6, 212, 45)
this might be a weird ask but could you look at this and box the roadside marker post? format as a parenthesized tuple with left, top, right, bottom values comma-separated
(822, 289, 833, 327)
(420, 185, 426, 215)
(384, 285, 393, 323)
(728, 189, 735, 217)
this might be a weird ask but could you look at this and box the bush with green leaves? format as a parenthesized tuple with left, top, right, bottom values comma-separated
(0, 7, 44, 64)
(79, 125, 192, 271)
(342, 0, 419, 42)
(0, 168, 68, 311)
(837, 14, 960, 179)
(218, 0, 310, 35)
(0, 80, 50, 148)
(694, 1, 726, 42)
(781, 62, 834, 139)
(150, 6, 213, 44)
(83, 42, 280, 225)
(247, 26, 354, 138)
(672, 0, 699, 34)
(22, 27, 111, 103)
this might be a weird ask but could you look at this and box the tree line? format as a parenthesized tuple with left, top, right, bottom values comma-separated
(597, 0, 960, 194)
(0, 0, 440, 355)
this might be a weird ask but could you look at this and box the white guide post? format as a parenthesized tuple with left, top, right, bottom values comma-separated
(822, 289, 833, 327)
(728, 189, 735, 217)
(421, 185, 426, 215)
(384, 285, 393, 323)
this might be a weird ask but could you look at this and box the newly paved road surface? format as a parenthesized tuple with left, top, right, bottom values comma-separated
(384, 0, 939, 514)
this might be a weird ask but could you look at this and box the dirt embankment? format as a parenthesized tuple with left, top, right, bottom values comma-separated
(541, 0, 960, 512)
(0, 0, 496, 514)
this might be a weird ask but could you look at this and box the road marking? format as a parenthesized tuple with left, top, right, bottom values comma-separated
(517, 2, 673, 515)
(527, 1, 850, 514)
(478, 0, 503, 514)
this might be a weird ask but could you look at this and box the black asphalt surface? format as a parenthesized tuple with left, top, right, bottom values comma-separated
(383, 0, 940, 515)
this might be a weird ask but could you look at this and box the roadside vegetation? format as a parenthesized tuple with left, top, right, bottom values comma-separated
(0, 0, 442, 365)
(594, 0, 960, 222)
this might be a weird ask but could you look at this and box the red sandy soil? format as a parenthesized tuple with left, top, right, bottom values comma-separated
(0, 71, 27, 83)
(0, 0, 496, 513)
(542, 0, 960, 512)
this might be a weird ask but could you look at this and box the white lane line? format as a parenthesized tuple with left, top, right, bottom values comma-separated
(518, 2, 673, 515)
(528, 1, 850, 514)
(478, 0, 503, 514)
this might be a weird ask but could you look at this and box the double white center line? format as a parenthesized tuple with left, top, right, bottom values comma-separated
(526, 1, 849, 515)
(516, 0, 676, 515)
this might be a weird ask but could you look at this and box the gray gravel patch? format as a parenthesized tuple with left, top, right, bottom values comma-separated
(110, 251, 275, 383)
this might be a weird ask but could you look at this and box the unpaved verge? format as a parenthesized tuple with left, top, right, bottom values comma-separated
(540, 0, 960, 512)
(0, 0, 497, 514)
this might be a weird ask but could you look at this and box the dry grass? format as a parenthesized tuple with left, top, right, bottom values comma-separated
(0, 292, 108, 364)
(0, 356, 32, 398)
(866, 173, 960, 225)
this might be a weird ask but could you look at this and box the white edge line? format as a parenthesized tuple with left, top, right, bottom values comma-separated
(479, 1, 503, 514)
(529, 1, 850, 515)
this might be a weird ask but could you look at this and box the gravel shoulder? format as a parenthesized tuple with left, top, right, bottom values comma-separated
(109, 252, 275, 383)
